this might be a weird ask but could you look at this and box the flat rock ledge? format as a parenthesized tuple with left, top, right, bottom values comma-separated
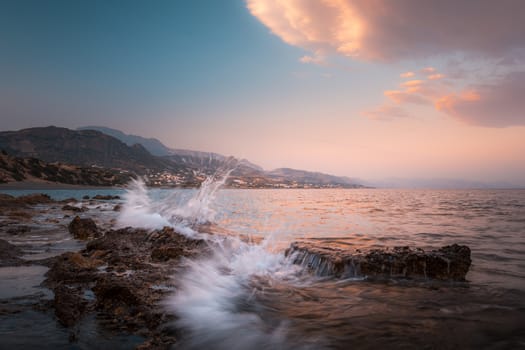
(285, 241, 471, 281)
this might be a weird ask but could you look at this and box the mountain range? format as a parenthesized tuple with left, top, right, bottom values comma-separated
(0, 126, 362, 188)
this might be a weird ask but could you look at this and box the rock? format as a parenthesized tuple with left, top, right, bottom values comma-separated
(17, 193, 53, 205)
(68, 216, 100, 240)
(44, 252, 101, 286)
(53, 285, 88, 327)
(62, 205, 87, 212)
(0, 239, 23, 266)
(46, 226, 207, 347)
(113, 204, 122, 212)
(0, 193, 52, 209)
(6, 225, 31, 235)
(93, 194, 120, 200)
(286, 241, 471, 281)
(82, 195, 90, 200)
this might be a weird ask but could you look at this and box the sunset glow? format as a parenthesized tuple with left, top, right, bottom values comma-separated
(1, 0, 524, 186)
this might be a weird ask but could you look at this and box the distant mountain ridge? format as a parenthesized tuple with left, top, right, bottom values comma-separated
(0, 126, 363, 188)
(78, 126, 361, 187)
(78, 126, 263, 172)
(0, 126, 174, 174)
(77, 126, 173, 156)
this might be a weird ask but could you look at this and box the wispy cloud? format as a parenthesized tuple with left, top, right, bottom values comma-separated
(435, 72, 525, 127)
(400, 71, 415, 78)
(362, 104, 410, 121)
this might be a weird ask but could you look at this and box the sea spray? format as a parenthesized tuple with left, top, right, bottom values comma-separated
(117, 163, 317, 348)
(117, 178, 170, 230)
(116, 159, 236, 232)
(169, 236, 302, 350)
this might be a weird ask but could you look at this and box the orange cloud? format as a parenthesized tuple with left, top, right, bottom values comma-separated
(384, 90, 429, 105)
(362, 104, 410, 121)
(435, 73, 525, 127)
(246, 0, 364, 63)
(427, 73, 445, 80)
(421, 67, 436, 74)
(400, 71, 415, 78)
(247, 1, 525, 62)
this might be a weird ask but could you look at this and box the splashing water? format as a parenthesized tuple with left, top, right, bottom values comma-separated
(117, 178, 171, 230)
(117, 162, 319, 348)
(117, 161, 235, 233)
(169, 237, 301, 350)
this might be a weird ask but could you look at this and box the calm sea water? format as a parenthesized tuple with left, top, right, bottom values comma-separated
(1, 188, 524, 348)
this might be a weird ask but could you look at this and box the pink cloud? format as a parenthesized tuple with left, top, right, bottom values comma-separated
(400, 71, 415, 78)
(435, 72, 525, 127)
(362, 104, 410, 121)
(247, 0, 525, 62)
(427, 74, 445, 80)
(384, 90, 429, 105)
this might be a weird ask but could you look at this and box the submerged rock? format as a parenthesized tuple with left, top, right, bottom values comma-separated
(286, 241, 471, 281)
(93, 194, 120, 200)
(68, 216, 100, 240)
(0, 239, 23, 266)
(62, 204, 87, 212)
(53, 285, 88, 327)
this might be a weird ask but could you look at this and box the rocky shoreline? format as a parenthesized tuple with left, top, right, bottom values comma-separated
(0, 193, 473, 349)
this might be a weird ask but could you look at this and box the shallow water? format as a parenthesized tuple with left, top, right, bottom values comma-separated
(1, 188, 525, 348)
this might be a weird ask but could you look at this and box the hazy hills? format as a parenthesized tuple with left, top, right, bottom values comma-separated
(0, 126, 362, 188)
(78, 126, 361, 188)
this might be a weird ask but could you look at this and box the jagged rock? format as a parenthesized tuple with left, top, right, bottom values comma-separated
(6, 225, 31, 235)
(46, 226, 207, 347)
(93, 194, 120, 200)
(44, 252, 102, 286)
(113, 204, 122, 211)
(68, 216, 100, 240)
(62, 204, 87, 212)
(53, 285, 88, 327)
(0, 193, 52, 209)
(0, 239, 23, 266)
(286, 241, 471, 281)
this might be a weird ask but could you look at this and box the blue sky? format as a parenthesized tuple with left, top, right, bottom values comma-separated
(1, 0, 524, 185)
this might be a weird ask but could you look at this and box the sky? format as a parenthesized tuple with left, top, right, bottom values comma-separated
(1, 0, 525, 186)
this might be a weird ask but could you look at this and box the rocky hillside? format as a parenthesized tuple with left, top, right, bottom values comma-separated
(0, 150, 132, 186)
(79, 126, 363, 188)
(0, 126, 175, 174)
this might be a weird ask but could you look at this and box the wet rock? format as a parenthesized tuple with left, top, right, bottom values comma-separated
(0, 193, 53, 209)
(286, 241, 471, 281)
(0, 239, 23, 266)
(62, 204, 87, 212)
(44, 252, 101, 286)
(45, 226, 207, 347)
(6, 225, 31, 235)
(93, 194, 120, 200)
(68, 216, 100, 240)
(60, 197, 78, 204)
(53, 285, 88, 327)
(113, 204, 122, 212)
(19, 193, 53, 204)
(83, 195, 90, 200)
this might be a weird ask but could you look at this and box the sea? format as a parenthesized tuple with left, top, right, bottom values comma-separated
(1, 182, 524, 349)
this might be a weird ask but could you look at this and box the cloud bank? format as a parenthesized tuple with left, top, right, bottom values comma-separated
(247, 0, 525, 62)
(247, 0, 525, 127)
